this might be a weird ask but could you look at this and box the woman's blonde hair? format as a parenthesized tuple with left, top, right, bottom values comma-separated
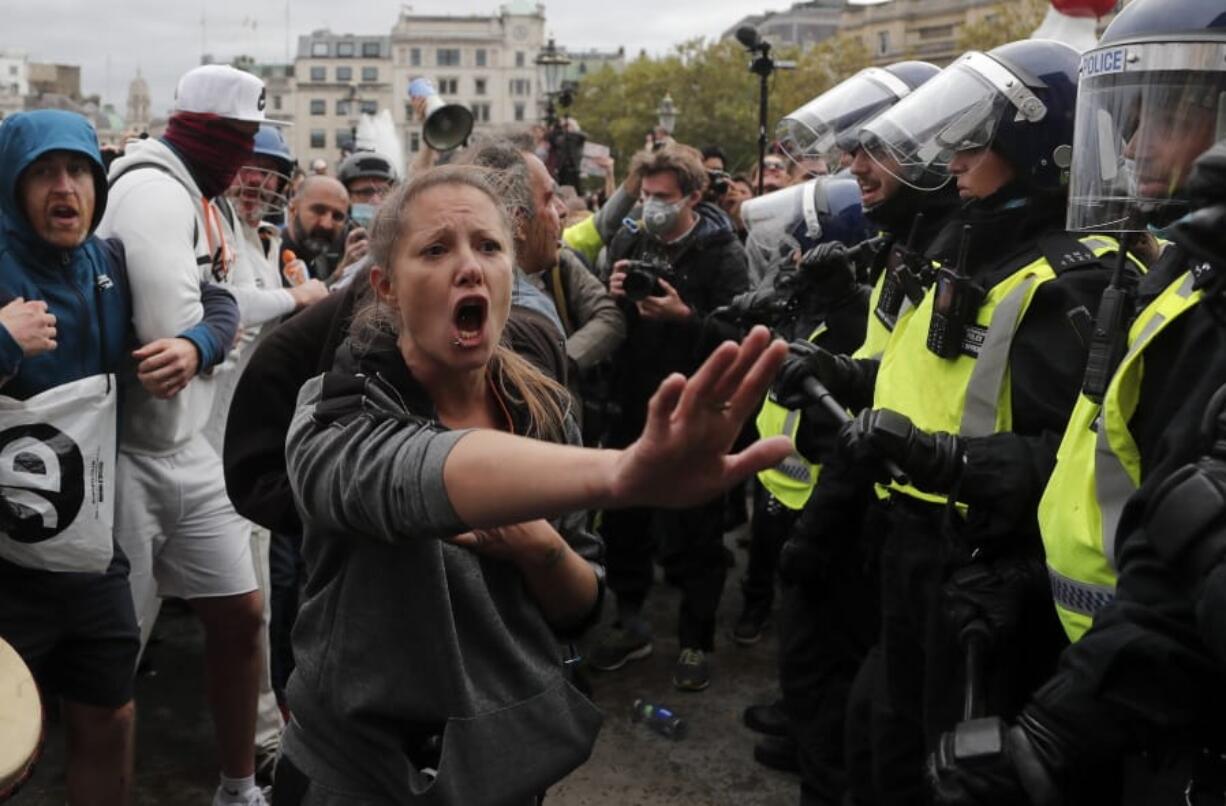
(353, 164, 571, 442)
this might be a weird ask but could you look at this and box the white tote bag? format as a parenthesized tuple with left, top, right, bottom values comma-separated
(0, 374, 117, 573)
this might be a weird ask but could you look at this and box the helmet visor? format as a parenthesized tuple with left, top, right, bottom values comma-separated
(743, 181, 811, 281)
(858, 54, 1021, 191)
(1068, 42, 1226, 232)
(776, 68, 910, 165)
(228, 165, 291, 222)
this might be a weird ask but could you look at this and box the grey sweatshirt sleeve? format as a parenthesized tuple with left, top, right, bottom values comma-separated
(592, 184, 637, 245)
(286, 375, 472, 541)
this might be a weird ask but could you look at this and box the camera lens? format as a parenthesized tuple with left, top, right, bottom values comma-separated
(623, 269, 654, 302)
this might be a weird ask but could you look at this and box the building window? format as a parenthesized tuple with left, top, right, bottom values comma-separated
(362, 66, 378, 82)
(362, 41, 381, 58)
(410, 48, 421, 67)
(336, 66, 352, 82)
(311, 41, 328, 57)
(360, 100, 378, 115)
(877, 30, 891, 55)
(410, 131, 421, 153)
(475, 49, 487, 67)
(337, 129, 353, 149)
(516, 51, 525, 68)
(337, 41, 355, 58)
(336, 99, 351, 116)
(514, 102, 525, 122)
(309, 65, 326, 81)
(917, 24, 954, 40)
(437, 48, 461, 67)
(310, 129, 326, 148)
(437, 77, 459, 95)
(474, 78, 487, 95)
(509, 78, 531, 96)
(471, 103, 491, 123)
(7, 66, 16, 77)
(273, 95, 282, 111)
(310, 99, 326, 116)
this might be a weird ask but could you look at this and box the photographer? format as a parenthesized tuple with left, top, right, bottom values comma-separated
(591, 144, 749, 691)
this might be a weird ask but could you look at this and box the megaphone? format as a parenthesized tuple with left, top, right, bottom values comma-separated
(409, 77, 474, 152)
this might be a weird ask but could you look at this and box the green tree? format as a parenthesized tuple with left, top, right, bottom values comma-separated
(568, 35, 871, 179)
(957, 0, 1049, 52)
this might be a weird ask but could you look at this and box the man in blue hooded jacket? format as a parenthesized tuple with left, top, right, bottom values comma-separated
(0, 109, 238, 805)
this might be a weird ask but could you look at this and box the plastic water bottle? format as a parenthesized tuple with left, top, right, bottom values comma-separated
(631, 698, 687, 739)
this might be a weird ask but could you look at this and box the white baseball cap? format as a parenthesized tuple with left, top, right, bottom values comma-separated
(174, 64, 281, 124)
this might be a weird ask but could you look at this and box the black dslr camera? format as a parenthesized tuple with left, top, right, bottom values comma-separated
(622, 258, 675, 302)
(706, 170, 731, 199)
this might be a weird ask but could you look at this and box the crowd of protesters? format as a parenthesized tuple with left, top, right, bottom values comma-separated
(5, 3, 1226, 804)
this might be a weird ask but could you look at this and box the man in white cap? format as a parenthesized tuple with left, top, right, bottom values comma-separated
(98, 64, 274, 806)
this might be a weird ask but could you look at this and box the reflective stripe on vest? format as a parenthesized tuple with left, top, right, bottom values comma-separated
(874, 236, 1122, 506)
(1039, 270, 1200, 642)
(757, 324, 829, 509)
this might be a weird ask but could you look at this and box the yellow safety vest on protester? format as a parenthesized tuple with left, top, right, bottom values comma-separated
(757, 324, 830, 510)
(1038, 270, 1201, 642)
(873, 236, 1122, 507)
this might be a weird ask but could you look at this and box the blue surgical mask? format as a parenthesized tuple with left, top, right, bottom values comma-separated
(350, 203, 377, 230)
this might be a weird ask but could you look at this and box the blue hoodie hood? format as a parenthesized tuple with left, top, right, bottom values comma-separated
(0, 110, 109, 244)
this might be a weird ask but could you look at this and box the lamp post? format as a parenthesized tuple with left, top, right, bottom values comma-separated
(534, 37, 571, 127)
(343, 84, 364, 155)
(656, 92, 679, 136)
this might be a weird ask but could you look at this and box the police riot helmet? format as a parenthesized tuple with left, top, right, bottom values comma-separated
(230, 123, 295, 220)
(336, 149, 396, 188)
(1067, 0, 1226, 232)
(858, 39, 1080, 194)
(252, 124, 295, 178)
(777, 61, 941, 168)
(741, 177, 871, 282)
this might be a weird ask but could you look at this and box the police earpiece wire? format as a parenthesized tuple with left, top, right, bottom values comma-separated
(1081, 212, 1138, 403)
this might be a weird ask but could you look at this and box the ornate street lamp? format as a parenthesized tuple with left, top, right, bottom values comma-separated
(534, 37, 571, 100)
(656, 92, 679, 135)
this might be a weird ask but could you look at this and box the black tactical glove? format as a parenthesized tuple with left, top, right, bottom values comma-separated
(772, 340, 865, 410)
(797, 241, 856, 300)
(1145, 384, 1226, 587)
(928, 715, 1063, 806)
(838, 408, 964, 493)
(941, 559, 1040, 642)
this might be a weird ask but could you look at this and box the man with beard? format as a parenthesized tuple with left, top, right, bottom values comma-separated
(280, 175, 349, 282)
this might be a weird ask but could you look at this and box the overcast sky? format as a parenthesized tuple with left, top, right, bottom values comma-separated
(5, 1, 796, 115)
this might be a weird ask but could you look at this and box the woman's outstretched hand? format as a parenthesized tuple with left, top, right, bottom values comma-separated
(609, 326, 793, 509)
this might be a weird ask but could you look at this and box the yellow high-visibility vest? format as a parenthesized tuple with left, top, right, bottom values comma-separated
(873, 236, 1123, 506)
(1038, 270, 1200, 641)
(756, 324, 829, 510)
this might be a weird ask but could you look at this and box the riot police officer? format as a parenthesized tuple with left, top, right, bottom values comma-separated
(743, 61, 965, 805)
(930, 2, 1226, 803)
(778, 38, 1129, 803)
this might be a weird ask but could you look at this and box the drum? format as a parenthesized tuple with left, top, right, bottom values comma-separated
(0, 637, 41, 802)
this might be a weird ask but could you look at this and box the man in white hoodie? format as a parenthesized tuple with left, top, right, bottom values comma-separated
(97, 64, 276, 806)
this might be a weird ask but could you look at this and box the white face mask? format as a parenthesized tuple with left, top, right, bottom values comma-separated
(643, 197, 686, 237)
